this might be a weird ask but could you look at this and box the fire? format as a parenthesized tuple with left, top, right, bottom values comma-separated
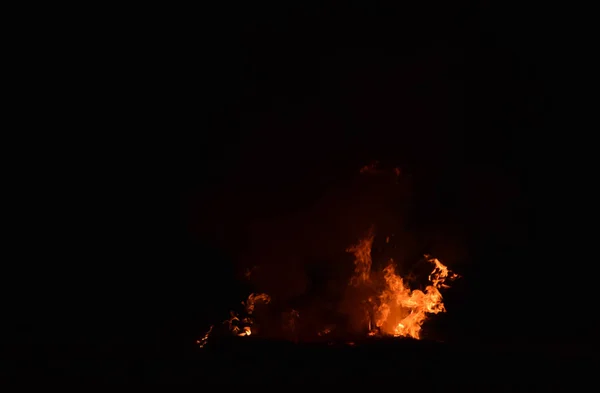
(376, 256, 455, 339)
(196, 325, 213, 348)
(243, 293, 271, 314)
(347, 232, 458, 340)
(198, 233, 456, 347)
(196, 163, 460, 347)
(198, 292, 271, 348)
(231, 293, 271, 337)
(224, 311, 241, 335)
(239, 326, 252, 336)
(346, 227, 374, 286)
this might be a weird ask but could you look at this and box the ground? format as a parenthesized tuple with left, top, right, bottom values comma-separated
(5, 337, 594, 388)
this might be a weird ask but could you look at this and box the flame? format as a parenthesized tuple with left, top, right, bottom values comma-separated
(222, 293, 272, 338)
(197, 325, 213, 348)
(374, 255, 458, 339)
(347, 230, 458, 340)
(238, 326, 252, 336)
(243, 293, 271, 314)
(197, 226, 457, 347)
(346, 228, 375, 286)
(224, 311, 241, 335)
(217, 293, 272, 339)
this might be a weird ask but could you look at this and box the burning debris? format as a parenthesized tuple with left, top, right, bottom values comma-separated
(198, 292, 271, 347)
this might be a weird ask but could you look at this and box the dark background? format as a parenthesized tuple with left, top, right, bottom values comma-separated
(7, 0, 595, 384)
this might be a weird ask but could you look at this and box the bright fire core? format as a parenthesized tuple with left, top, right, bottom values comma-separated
(347, 232, 458, 339)
(347, 232, 457, 339)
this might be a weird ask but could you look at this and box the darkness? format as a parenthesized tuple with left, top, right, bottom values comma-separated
(6, 0, 595, 386)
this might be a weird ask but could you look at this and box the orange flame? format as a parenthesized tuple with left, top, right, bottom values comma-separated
(347, 229, 458, 340)
(218, 293, 272, 339)
(198, 226, 457, 347)
(243, 293, 271, 314)
(224, 311, 241, 335)
(375, 255, 458, 339)
(346, 227, 375, 286)
(238, 326, 252, 336)
(197, 325, 213, 348)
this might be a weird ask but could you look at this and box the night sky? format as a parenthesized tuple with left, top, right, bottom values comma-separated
(15, 2, 593, 364)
